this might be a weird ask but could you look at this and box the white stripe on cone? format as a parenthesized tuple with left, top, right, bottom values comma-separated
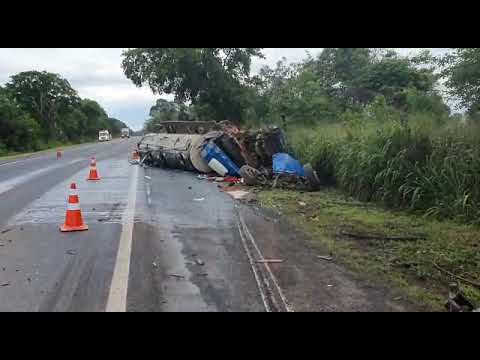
(67, 203, 81, 211)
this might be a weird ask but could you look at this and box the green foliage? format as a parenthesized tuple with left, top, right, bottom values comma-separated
(0, 71, 128, 155)
(5, 71, 80, 140)
(144, 98, 199, 132)
(258, 188, 480, 310)
(106, 117, 130, 137)
(438, 48, 480, 113)
(121, 48, 264, 122)
(288, 116, 480, 224)
(0, 91, 41, 152)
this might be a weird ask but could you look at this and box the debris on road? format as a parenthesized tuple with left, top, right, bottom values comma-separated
(317, 255, 333, 261)
(152, 262, 158, 268)
(167, 273, 185, 279)
(1, 282, 10, 287)
(225, 190, 249, 200)
(1, 229, 12, 234)
(445, 282, 476, 312)
(255, 259, 283, 264)
(66, 250, 77, 255)
(145, 175, 152, 180)
(273, 153, 305, 177)
(193, 197, 205, 202)
(136, 121, 321, 193)
(194, 258, 205, 266)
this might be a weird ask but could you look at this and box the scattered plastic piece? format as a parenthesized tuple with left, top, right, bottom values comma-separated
(272, 153, 305, 177)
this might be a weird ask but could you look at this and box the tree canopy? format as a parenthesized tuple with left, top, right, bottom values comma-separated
(121, 48, 264, 122)
(438, 48, 480, 115)
(0, 71, 129, 155)
(137, 48, 454, 131)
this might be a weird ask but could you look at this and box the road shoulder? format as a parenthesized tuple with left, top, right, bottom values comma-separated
(253, 187, 480, 311)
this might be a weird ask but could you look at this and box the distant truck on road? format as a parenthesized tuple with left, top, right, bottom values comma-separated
(121, 128, 130, 138)
(98, 130, 112, 142)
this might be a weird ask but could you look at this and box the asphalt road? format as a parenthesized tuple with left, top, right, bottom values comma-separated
(0, 138, 264, 312)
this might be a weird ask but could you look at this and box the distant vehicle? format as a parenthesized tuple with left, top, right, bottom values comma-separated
(121, 128, 130, 138)
(98, 130, 112, 142)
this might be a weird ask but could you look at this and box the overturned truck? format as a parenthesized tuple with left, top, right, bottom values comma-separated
(137, 120, 320, 190)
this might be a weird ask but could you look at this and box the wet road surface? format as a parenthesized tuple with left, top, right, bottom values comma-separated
(0, 138, 264, 312)
(0, 138, 410, 312)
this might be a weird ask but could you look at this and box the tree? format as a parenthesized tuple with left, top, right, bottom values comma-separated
(0, 91, 40, 152)
(149, 99, 179, 121)
(144, 99, 198, 132)
(60, 108, 88, 141)
(5, 71, 80, 140)
(78, 99, 109, 138)
(311, 48, 440, 110)
(359, 52, 436, 101)
(263, 63, 339, 125)
(438, 48, 480, 114)
(121, 48, 264, 122)
(313, 48, 372, 93)
(106, 117, 130, 136)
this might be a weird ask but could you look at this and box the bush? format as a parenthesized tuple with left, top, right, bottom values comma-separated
(287, 112, 480, 223)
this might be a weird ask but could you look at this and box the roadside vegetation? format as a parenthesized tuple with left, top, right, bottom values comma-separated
(124, 48, 480, 224)
(258, 188, 480, 310)
(0, 71, 129, 156)
(122, 48, 480, 308)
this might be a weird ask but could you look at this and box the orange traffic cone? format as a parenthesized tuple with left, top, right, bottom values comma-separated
(87, 157, 101, 181)
(60, 183, 88, 232)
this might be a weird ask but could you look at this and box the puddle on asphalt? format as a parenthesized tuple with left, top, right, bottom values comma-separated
(7, 159, 133, 226)
(154, 224, 214, 312)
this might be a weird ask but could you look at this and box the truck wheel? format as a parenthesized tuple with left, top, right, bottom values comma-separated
(239, 165, 267, 186)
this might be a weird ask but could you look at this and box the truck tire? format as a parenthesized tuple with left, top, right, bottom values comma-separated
(239, 165, 267, 186)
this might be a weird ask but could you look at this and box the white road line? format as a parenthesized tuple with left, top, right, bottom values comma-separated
(0, 159, 84, 196)
(0, 160, 26, 167)
(105, 164, 139, 312)
(145, 181, 152, 207)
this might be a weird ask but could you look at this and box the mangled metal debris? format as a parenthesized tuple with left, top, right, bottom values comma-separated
(136, 120, 321, 192)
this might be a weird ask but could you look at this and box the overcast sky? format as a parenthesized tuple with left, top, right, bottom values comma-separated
(0, 48, 449, 131)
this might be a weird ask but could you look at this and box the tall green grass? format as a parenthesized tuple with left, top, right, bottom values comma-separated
(287, 114, 480, 224)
